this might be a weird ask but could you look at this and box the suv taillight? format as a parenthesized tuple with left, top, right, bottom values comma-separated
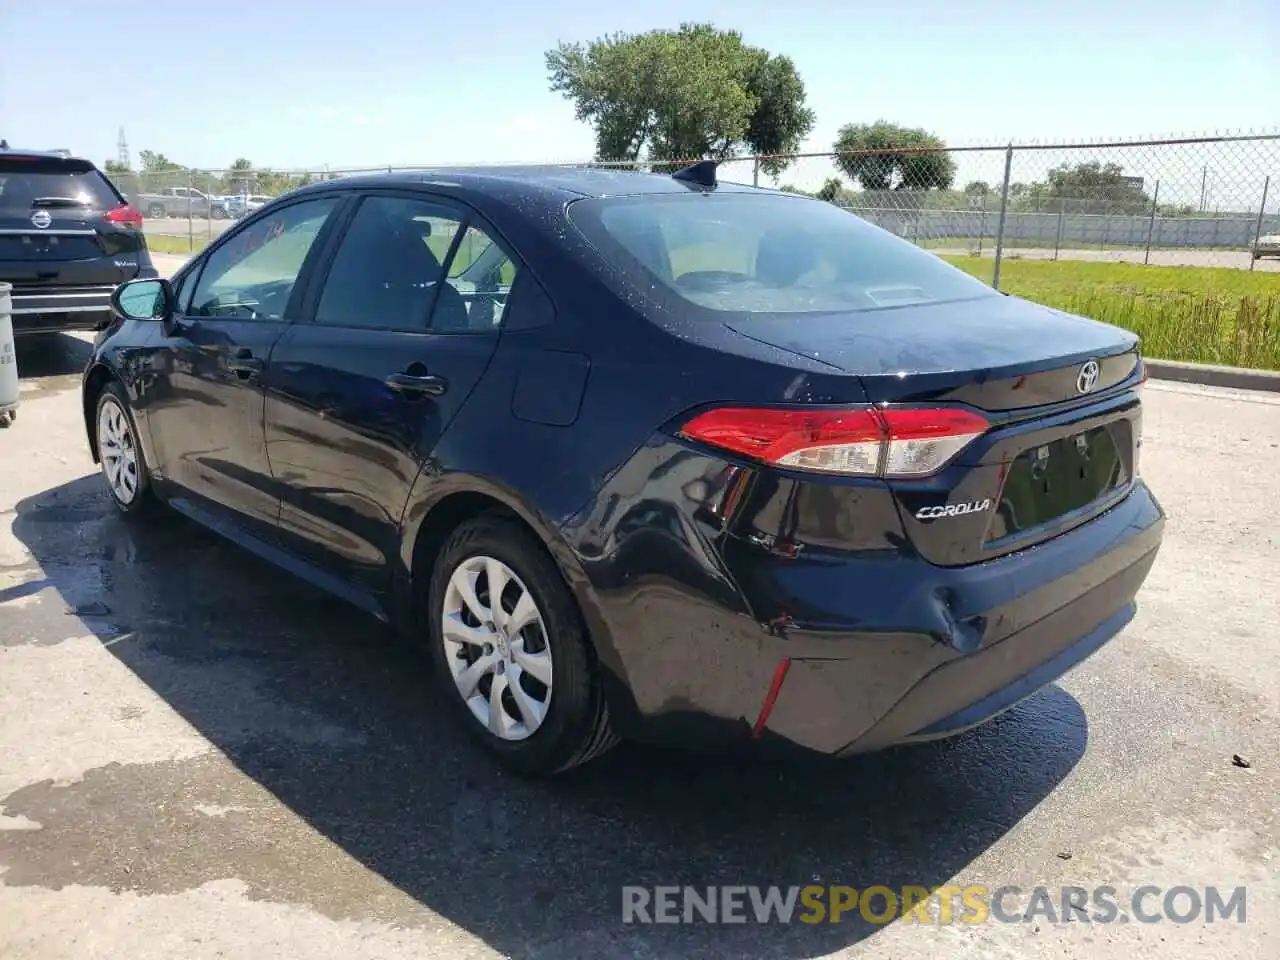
(678, 406, 989, 478)
(104, 203, 144, 228)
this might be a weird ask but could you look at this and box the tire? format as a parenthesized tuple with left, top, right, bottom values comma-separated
(147, 203, 166, 219)
(94, 381, 163, 518)
(425, 515, 617, 776)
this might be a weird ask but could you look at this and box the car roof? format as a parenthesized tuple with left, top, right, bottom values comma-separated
(0, 146, 91, 163)
(292, 164, 767, 203)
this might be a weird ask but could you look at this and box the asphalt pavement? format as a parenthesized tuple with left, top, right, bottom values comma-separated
(0, 334, 1276, 960)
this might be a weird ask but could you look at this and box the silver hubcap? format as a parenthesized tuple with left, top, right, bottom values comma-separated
(98, 398, 140, 505)
(441, 555, 553, 741)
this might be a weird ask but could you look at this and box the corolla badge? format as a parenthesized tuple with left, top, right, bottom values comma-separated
(30, 210, 52, 229)
(1076, 359, 1101, 394)
(915, 498, 992, 520)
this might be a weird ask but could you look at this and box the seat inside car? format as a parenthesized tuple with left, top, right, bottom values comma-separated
(607, 211, 674, 283)
(319, 209, 471, 331)
(755, 227, 816, 287)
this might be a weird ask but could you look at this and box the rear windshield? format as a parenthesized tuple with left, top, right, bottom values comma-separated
(0, 157, 119, 213)
(568, 192, 997, 316)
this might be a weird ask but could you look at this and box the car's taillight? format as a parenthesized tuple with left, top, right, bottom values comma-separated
(877, 408, 991, 477)
(104, 203, 144, 228)
(678, 405, 990, 478)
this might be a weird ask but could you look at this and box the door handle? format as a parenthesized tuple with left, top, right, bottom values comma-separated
(227, 348, 263, 379)
(384, 371, 448, 396)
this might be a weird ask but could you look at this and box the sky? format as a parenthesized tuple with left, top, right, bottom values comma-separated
(1, 0, 1276, 189)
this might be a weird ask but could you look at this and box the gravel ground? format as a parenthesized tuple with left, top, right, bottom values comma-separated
(0, 335, 1276, 960)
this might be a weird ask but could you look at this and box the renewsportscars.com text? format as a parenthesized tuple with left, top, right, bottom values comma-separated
(621, 884, 1247, 925)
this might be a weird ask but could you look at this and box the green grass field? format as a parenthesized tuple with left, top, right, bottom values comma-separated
(146, 234, 205, 256)
(943, 258, 1280, 371)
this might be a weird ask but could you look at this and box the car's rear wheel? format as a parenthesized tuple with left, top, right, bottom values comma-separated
(426, 515, 616, 776)
(147, 203, 165, 219)
(95, 383, 162, 518)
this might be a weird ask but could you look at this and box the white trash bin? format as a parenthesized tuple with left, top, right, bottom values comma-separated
(0, 282, 17, 427)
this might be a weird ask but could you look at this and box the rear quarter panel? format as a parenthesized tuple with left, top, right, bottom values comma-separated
(392, 204, 885, 736)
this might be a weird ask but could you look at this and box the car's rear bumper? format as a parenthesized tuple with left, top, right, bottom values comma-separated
(12, 307, 112, 334)
(585, 479, 1164, 755)
(7, 278, 146, 335)
(766, 519, 1158, 755)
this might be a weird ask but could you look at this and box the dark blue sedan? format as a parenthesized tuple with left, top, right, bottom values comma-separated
(83, 162, 1164, 775)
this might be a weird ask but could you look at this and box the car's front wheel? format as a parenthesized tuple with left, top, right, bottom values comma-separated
(426, 515, 617, 776)
(95, 382, 162, 517)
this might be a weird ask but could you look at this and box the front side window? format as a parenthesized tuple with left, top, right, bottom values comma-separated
(568, 193, 998, 317)
(189, 197, 338, 320)
(171, 266, 196, 314)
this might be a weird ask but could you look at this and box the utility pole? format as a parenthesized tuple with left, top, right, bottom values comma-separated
(117, 127, 130, 169)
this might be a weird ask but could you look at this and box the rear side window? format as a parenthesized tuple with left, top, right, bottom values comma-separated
(568, 193, 997, 316)
(0, 157, 119, 213)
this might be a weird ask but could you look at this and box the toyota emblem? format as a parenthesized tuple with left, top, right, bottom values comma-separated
(30, 210, 52, 229)
(1076, 360, 1101, 394)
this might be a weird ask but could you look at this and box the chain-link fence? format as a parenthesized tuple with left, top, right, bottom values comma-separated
(108, 166, 325, 248)
(714, 133, 1280, 283)
(119, 133, 1280, 284)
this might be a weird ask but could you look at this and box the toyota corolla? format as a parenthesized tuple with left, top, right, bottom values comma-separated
(82, 162, 1164, 776)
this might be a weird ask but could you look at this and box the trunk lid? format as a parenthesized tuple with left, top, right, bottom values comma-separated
(724, 293, 1139, 410)
(726, 294, 1144, 566)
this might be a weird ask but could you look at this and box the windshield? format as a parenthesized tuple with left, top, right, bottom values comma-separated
(568, 192, 998, 316)
(0, 157, 119, 213)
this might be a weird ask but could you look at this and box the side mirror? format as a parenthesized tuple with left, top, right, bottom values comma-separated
(111, 277, 173, 322)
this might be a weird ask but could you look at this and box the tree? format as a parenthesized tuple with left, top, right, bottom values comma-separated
(546, 23, 814, 176)
(832, 121, 956, 191)
(138, 150, 181, 173)
(104, 160, 131, 175)
(816, 177, 843, 203)
(1043, 161, 1150, 213)
(964, 180, 990, 196)
(213, 159, 314, 197)
(221, 158, 255, 194)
